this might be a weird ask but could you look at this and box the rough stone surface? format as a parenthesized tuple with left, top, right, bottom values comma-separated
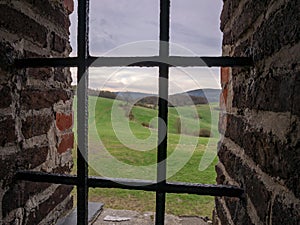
(0, 5, 48, 47)
(215, 0, 300, 224)
(271, 195, 300, 225)
(22, 114, 53, 139)
(0, 1, 74, 224)
(2, 182, 51, 217)
(27, 185, 73, 225)
(0, 115, 16, 146)
(21, 89, 72, 110)
(27, 67, 52, 80)
(0, 85, 12, 108)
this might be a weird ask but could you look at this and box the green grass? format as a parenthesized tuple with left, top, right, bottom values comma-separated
(72, 96, 219, 217)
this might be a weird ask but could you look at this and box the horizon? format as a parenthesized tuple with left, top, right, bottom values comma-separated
(72, 85, 221, 95)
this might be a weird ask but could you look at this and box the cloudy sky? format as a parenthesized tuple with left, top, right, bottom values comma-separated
(70, 0, 223, 94)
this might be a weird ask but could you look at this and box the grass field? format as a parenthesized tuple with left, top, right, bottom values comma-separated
(72, 96, 220, 217)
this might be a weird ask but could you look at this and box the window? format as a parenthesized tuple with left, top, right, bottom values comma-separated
(16, 0, 252, 224)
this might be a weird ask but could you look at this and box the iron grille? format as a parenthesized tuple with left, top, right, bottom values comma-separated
(15, 0, 252, 224)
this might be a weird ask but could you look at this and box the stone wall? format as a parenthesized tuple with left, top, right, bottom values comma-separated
(214, 0, 300, 224)
(0, 0, 74, 224)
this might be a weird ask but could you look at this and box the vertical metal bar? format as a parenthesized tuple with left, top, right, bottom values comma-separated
(77, 0, 89, 224)
(156, 0, 170, 224)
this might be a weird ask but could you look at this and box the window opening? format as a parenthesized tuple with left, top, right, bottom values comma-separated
(15, 0, 253, 224)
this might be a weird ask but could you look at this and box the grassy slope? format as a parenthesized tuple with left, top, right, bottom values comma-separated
(73, 96, 219, 217)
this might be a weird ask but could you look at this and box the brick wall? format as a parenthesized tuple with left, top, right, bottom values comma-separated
(214, 0, 300, 224)
(0, 0, 74, 224)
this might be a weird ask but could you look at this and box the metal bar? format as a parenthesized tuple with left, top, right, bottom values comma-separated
(16, 171, 78, 185)
(15, 171, 245, 198)
(156, 0, 170, 224)
(77, 0, 89, 224)
(15, 56, 254, 68)
(14, 57, 79, 68)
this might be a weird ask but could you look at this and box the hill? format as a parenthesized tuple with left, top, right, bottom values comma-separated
(72, 86, 221, 104)
(73, 96, 219, 216)
(115, 89, 220, 106)
(186, 89, 221, 103)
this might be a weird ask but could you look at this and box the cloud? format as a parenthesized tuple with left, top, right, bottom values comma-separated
(69, 0, 223, 91)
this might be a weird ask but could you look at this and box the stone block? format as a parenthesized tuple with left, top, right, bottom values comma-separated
(224, 113, 300, 198)
(24, 0, 70, 33)
(231, 0, 270, 40)
(0, 85, 12, 108)
(54, 68, 70, 84)
(0, 115, 16, 146)
(271, 195, 300, 225)
(21, 146, 49, 169)
(26, 185, 73, 225)
(21, 88, 72, 110)
(22, 114, 53, 139)
(218, 143, 272, 222)
(50, 32, 67, 53)
(214, 197, 231, 225)
(220, 0, 240, 31)
(224, 196, 254, 225)
(253, 0, 300, 61)
(0, 5, 47, 47)
(27, 68, 52, 80)
(292, 73, 300, 116)
(0, 41, 19, 71)
(2, 182, 51, 217)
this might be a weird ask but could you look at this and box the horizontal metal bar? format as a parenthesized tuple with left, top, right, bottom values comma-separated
(15, 56, 253, 68)
(15, 57, 79, 68)
(15, 171, 244, 198)
(15, 171, 78, 185)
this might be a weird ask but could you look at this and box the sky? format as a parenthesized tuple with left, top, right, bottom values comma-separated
(70, 0, 223, 94)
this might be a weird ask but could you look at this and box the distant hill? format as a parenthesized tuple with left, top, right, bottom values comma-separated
(115, 91, 155, 102)
(72, 86, 117, 99)
(135, 94, 208, 107)
(186, 89, 221, 103)
(72, 86, 221, 105)
(116, 89, 221, 105)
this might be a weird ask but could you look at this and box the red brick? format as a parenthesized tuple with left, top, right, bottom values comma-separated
(64, 0, 74, 14)
(56, 112, 73, 131)
(221, 67, 230, 85)
(57, 132, 74, 154)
